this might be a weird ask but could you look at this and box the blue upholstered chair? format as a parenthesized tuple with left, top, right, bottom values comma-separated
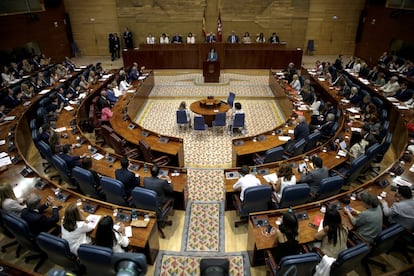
(51, 155, 78, 187)
(36, 232, 83, 274)
(278, 183, 310, 209)
(265, 251, 321, 276)
(362, 224, 405, 274)
(130, 187, 173, 239)
(254, 146, 284, 165)
(230, 113, 245, 135)
(232, 185, 273, 227)
(2, 213, 46, 272)
(176, 110, 190, 131)
(193, 116, 208, 134)
(72, 166, 103, 200)
(329, 243, 370, 275)
(78, 244, 147, 276)
(315, 175, 344, 200)
(304, 131, 321, 152)
(0, 210, 18, 253)
(331, 155, 368, 186)
(212, 112, 227, 134)
(37, 140, 57, 174)
(283, 138, 307, 159)
(100, 176, 130, 206)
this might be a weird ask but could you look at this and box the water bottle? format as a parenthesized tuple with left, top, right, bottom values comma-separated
(144, 162, 148, 173)
(131, 209, 138, 220)
(253, 165, 257, 174)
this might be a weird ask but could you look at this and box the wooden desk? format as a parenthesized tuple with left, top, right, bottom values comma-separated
(122, 43, 302, 70)
(190, 99, 230, 127)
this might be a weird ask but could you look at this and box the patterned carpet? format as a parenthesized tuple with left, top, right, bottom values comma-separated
(154, 251, 250, 276)
(186, 169, 225, 202)
(181, 201, 224, 252)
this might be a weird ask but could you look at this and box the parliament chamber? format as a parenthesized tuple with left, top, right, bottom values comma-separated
(2, 0, 414, 275)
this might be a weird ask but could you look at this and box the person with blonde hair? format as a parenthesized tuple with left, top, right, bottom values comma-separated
(61, 203, 94, 255)
(0, 183, 26, 217)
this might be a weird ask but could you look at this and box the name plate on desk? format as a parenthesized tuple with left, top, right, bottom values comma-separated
(233, 140, 244, 146)
(141, 131, 149, 137)
(116, 211, 131, 223)
(159, 137, 169, 144)
(83, 202, 98, 214)
(225, 171, 239, 180)
(295, 211, 308, 221)
(252, 216, 269, 228)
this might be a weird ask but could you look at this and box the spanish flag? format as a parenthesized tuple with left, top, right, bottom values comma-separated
(217, 11, 222, 42)
(202, 7, 206, 39)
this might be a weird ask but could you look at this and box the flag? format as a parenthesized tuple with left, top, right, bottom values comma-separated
(217, 11, 222, 42)
(202, 7, 206, 39)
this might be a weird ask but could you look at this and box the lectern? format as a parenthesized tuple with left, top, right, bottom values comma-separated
(203, 61, 220, 83)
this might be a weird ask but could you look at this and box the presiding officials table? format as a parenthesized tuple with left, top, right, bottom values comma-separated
(190, 98, 230, 126)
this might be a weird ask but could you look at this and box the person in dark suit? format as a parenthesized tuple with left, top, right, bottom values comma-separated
(227, 31, 239, 43)
(59, 144, 86, 171)
(97, 90, 111, 111)
(205, 32, 216, 43)
(144, 165, 173, 206)
(109, 33, 116, 61)
(114, 33, 121, 59)
(115, 156, 140, 197)
(269, 32, 280, 44)
(20, 193, 60, 236)
(3, 88, 22, 109)
(207, 47, 218, 62)
(123, 27, 133, 49)
(395, 82, 413, 102)
(299, 156, 329, 195)
(171, 33, 183, 44)
(293, 115, 309, 142)
(361, 124, 378, 149)
(128, 66, 139, 82)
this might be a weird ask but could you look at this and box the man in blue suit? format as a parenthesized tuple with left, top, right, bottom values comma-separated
(227, 31, 239, 43)
(58, 144, 86, 171)
(115, 156, 140, 197)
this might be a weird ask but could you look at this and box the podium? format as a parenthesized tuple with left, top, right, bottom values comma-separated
(203, 61, 220, 83)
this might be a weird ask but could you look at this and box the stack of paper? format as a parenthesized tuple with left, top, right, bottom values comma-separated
(86, 214, 102, 228)
(263, 173, 278, 184)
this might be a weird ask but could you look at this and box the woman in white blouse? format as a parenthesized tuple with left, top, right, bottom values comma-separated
(160, 33, 169, 44)
(61, 203, 94, 255)
(187, 32, 195, 44)
(290, 74, 301, 91)
(146, 33, 155, 44)
(0, 183, 26, 217)
(95, 215, 129, 252)
(271, 162, 296, 202)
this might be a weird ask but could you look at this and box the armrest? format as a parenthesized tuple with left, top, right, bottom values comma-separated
(265, 249, 279, 275)
(330, 169, 345, 178)
(301, 244, 310, 253)
(153, 155, 170, 166)
(161, 198, 174, 212)
(312, 247, 325, 258)
(232, 194, 242, 215)
(348, 230, 369, 247)
(254, 153, 264, 160)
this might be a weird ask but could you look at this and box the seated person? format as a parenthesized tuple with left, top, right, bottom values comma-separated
(143, 165, 173, 206)
(61, 203, 94, 255)
(381, 185, 414, 231)
(187, 32, 196, 44)
(97, 90, 111, 111)
(21, 193, 60, 236)
(315, 113, 336, 137)
(290, 74, 301, 91)
(345, 191, 383, 243)
(233, 165, 261, 201)
(171, 33, 183, 44)
(347, 134, 368, 160)
(299, 156, 328, 195)
(146, 33, 155, 44)
(270, 211, 300, 263)
(95, 216, 129, 253)
(128, 66, 140, 82)
(227, 31, 239, 43)
(81, 156, 101, 187)
(242, 32, 252, 44)
(293, 115, 309, 142)
(269, 32, 280, 44)
(106, 84, 118, 104)
(207, 47, 218, 62)
(374, 72, 386, 86)
(229, 102, 244, 133)
(348, 87, 362, 105)
(178, 101, 191, 126)
(159, 33, 169, 44)
(59, 144, 86, 171)
(395, 82, 413, 102)
(115, 156, 140, 197)
(300, 79, 315, 104)
(205, 32, 216, 43)
(271, 162, 296, 202)
(379, 76, 400, 97)
(312, 206, 348, 258)
(256, 32, 266, 43)
(0, 183, 26, 217)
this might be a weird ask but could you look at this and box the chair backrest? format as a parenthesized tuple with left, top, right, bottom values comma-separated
(316, 175, 344, 200)
(239, 186, 272, 216)
(365, 143, 382, 163)
(346, 155, 368, 184)
(109, 133, 125, 155)
(194, 116, 207, 131)
(101, 124, 114, 146)
(52, 155, 76, 186)
(100, 176, 128, 206)
(30, 118, 38, 130)
(36, 232, 81, 272)
(78, 244, 147, 276)
(176, 110, 189, 124)
(227, 92, 235, 108)
(37, 140, 55, 167)
(379, 120, 389, 140)
(279, 183, 310, 208)
(277, 252, 321, 276)
(377, 132, 392, 162)
(331, 243, 370, 275)
(2, 213, 39, 252)
(131, 187, 158, 212)
(288, 138, 307, 156)
(263, 146, 284, 164)
(213, 112, 226, 127)
(139, 139, 153, 163)
(233, 113, 245, 129)
(304, 132, 321, 152)
(72, 166, 100, 199)
(200, 258, 229, 276)
(371, 96, 383, 110)
(369, 224, 405, 259)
